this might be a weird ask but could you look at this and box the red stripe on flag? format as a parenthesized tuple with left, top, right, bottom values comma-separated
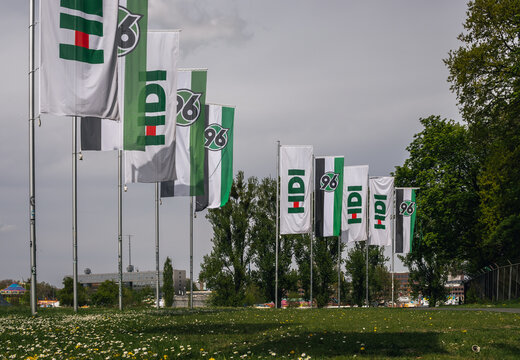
(75, 31, 89, 49)
(146, 126, 156, 136)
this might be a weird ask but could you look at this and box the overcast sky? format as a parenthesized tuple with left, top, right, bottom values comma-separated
(0, 1, 467, 287)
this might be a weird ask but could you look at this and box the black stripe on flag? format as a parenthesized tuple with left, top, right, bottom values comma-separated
(81, 117, 102, 151)
(196, 105, 210, 212)
(314, 158, 325, 238)
(395, 188, 404, 253)
(160, 181, 175, 198)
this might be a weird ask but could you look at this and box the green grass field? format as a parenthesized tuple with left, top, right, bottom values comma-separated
(1, 307, 519, 359)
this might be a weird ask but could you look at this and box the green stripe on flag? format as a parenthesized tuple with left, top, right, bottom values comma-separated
(410, 189, 417, 252)
(61, 0, 103, 16)
(145, 116, 165, 126)
(333, 157, 344, 236)
(220, 107, 234, 206)
(189, 70, 207, 196)
(123, 0, 148, 151)
(59, 44, 103, 64)
(145, 136, 165, 146)
(60, 13, 103, 36)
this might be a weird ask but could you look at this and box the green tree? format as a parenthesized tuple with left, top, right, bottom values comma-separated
(91, 280, 118, 306)
(313, 237, 337, 308)
(200, 171, 257, 306)
(394, 116, 480, 269)
(293, 234, 314, 302)
(249, 177, 295, 306)
(400, 245, 449, 307)
(394, 116, 479, 304)
(163, 257, 174, 307)
(444, 0, 520, 266)
(345, 242, 389, 306)
(57, 277, 89, 307)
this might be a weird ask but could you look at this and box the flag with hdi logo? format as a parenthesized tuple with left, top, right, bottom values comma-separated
(280, 145, 313, 234)
(369, 176, 394, 246)
(395, 188, 418, 253)
(315, 156, 344, 237)
(124, 31, 179, 183)
(81, 0, 148, 151)
(195, 104, 235, 212)
(342, 165, 368, 243)
(40, 0, 119, 119)
(161, 69, 207, 197)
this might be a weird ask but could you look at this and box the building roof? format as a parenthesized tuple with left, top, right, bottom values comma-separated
(0, 283, 27, 294)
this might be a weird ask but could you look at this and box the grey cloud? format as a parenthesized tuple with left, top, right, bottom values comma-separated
(148, 0, 252, 55)
(0, 224, 16, 233)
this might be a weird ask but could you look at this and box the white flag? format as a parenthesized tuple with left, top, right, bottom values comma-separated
(342, 165, 369, 242)
(280, 146, 313, 234)
(125, 31, 179, 183)
(369, 176, 394, 246)
(40, 0, 119, 119)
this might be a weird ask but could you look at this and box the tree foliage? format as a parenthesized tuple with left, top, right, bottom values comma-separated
(345, 242, 390, 306)
(200, 171, 257, 306)
(163, 257, 174, 307)
(444, 0, 520, 267)
(57, 277, 88, 307)
(91, 280, 118, 306)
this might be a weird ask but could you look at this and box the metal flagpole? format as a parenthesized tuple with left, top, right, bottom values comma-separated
(275, 141, 280, 308)
(190, 197, 194, 309)
(155, 183, 160, 309)
(392, 188, 396, 308)
(366, 183, 370, 307)
(29, 0, 37, 316)
(310, 155, 314, 309)
(338, 235, 341, 308)
(118, 150, 123, 311)
(73, 117, 78, 313)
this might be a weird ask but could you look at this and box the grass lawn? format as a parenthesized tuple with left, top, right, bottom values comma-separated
(1, 306, 520, 359)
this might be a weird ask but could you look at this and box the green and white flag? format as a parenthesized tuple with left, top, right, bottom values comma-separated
(369, 176, 394, 246)
(195, 104, 235, 211)
(342, 165, 368, 243)
(81, 0, 148, 151)
(40, 0, 120, 119)
(124, 31, 179, 183)
(161, 69, 207, 197)
(395, 188, 417, 253)
(315, 156, 344, 237)
(280, 145, 313, 234)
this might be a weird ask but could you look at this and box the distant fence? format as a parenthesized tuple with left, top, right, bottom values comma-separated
(465, 262, 520, 302)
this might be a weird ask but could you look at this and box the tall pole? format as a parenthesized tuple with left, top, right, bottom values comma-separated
(190, 197, 194, 309)
(337, 235, 341, 308)
(275, 141, 280, 308)
(28, 0, 37, 316)
(155, 183, 160, 309)
(128, 235, 133, 268)
(391, 189, 396, 308)
(366, 184, 370, 307)
(310, 155, 315, 309)
(72, 117, 78, 313)
(118, 150, 123, 311)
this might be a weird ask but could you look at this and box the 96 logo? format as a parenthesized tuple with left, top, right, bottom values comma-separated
(204, 124, 229, 151)
(117, 7, 143, 57)
(399, 201, 416, 216)
(176, 89, 202, 126)
(320, 172, 339, 192)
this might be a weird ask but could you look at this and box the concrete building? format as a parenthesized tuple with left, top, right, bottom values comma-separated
(77, 269, 186, 295)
